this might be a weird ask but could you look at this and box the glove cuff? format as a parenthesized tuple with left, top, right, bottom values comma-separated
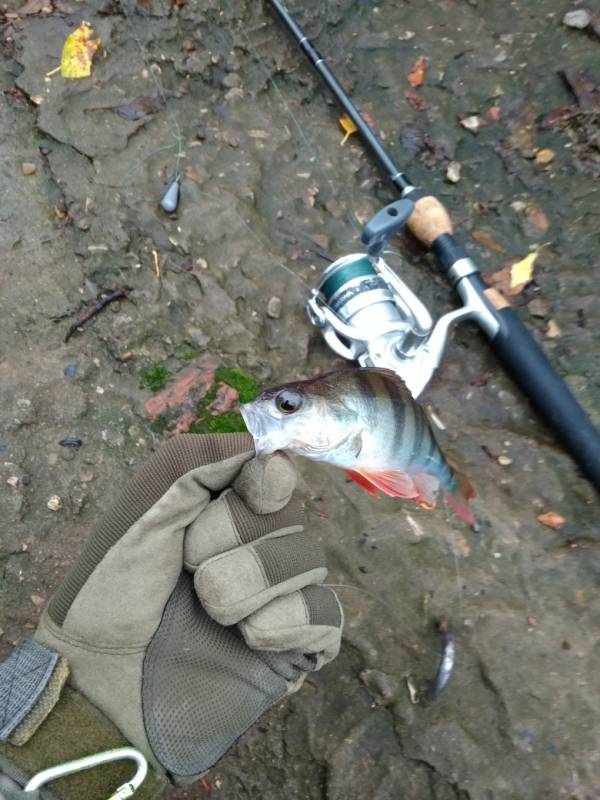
(0, 643, 167, 800)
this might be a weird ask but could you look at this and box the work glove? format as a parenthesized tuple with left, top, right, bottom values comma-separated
(0, 433, 343, 798)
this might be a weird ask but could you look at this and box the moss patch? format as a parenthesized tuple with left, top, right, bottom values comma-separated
(189, 367, 259, 434)
(213, 367, 259, 403)
(141, 364, 168, 392)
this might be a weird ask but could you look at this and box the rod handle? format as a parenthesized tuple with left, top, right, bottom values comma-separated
(407, 194, 453, 248)
(488, 304, 600, 488)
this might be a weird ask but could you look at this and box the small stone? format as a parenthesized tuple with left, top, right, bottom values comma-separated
(76, 217, 90, 231)
(30, 594, 46, 608)
(545, 319, 562, 338)
(182, 37, 196, 51)
(96, 386, 105, 394)
(497, 455, 512, 466)
(563, 9, 591, 29)
(21, 162, 37, 175)
(47, 494, 62, 511)
(267, 296, 282, 319)
(64, 363, 77, 378)
(534, 148, 555, 165)
(121, 351, 133, 362)
(460, 115, 481, 133)
(7, 476, 20, 489)
(445, 161, 461, 183)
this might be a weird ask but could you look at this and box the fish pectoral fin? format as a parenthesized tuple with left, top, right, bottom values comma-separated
(410, 471, 441, 508)
(350, 468, 418, 499)
(345, 469, 378, 496)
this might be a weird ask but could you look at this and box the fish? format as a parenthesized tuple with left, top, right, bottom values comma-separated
(240, 367, 476, 526)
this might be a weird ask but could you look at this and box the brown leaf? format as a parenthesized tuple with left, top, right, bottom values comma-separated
(484, 266, 512, 298)
(537, 511, 566, 530)
(472, 230, 506, 253)
(404, 88, 429, 112)
(408, 56, 428, 88)
(539, 105, 578, 129)
(525, 205, 550, 232)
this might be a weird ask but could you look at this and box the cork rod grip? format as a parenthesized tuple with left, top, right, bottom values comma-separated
(408, 195, 453, 248)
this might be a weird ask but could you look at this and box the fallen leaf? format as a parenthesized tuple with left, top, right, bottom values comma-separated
(534, 148, 555, 165)
(30, 594, 46, 607)
(561, 67, 600, 112)
(525, 205, 550, 232)
(339, 113, 358, 145)
(539, 105, 578, 129)
(510, 251, 538, 290)
(60, 22, 101, 79)
(537, 511, 565, 530)
(405, 88, 429, 112)
(113, 95, 164, 120)
(472, 230, 506, 253)
(408, 56, 428, 88)
(545, 319, 562, 338)
(483, 266, 512, 297)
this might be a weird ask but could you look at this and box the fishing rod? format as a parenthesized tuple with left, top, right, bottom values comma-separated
(268, 0, 600, 491)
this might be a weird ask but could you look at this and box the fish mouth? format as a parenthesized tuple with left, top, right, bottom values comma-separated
(240, 403, 274, 456)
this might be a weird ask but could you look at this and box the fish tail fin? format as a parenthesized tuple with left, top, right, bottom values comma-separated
(445, 471, 477, 528)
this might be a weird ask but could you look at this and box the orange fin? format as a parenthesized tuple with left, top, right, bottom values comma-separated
(345, 469, 378, 496)
(410, 471, 440, 508)
(445, 471, 477, 528)
(349, 468, 418, 500)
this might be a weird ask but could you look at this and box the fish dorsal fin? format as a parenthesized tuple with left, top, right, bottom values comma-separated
(353, 367, 413, 399)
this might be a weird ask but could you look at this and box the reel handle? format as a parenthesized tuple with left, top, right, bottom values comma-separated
(361, 199, 414, 260)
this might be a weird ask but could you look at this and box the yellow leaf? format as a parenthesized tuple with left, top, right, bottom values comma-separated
(339, 114, 358, 145)
(60, 22, 101, 79)
(510, 251, 538, 290)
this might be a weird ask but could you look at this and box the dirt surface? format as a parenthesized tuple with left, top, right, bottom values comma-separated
(1, 1, 599, 798)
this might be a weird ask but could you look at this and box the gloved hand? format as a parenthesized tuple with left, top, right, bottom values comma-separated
(0, 433, 343, 798)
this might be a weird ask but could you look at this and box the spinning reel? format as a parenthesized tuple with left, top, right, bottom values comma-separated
(306, 199, 496, 398)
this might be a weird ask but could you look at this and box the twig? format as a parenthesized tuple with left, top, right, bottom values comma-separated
(64, 289, 128, 343)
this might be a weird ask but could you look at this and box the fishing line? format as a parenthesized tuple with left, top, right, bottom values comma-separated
(237, 20, 362, 240)
(119, 0, 185, 186)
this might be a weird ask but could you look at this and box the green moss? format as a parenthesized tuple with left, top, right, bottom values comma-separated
(141, 364, 168, 392)
(150, 415, 168, 435)
(189, 366, 257, 434)
(180, 349, 197, 361)
(190, 411, 247, 434)
(214, 367, 259, 403)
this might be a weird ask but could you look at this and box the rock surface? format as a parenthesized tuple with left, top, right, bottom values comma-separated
(0, 1, 599, 798)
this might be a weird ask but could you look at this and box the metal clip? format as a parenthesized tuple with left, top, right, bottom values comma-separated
(24, 747, 148, 799)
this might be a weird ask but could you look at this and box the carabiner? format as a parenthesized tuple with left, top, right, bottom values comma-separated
(24, 746, 148, 799)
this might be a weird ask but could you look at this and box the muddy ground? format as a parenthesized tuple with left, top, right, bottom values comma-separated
(1, 0, 599, 798)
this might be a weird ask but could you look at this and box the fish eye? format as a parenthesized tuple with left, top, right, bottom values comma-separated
(275, 389, 304, 415)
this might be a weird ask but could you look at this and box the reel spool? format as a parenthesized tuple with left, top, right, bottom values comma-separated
(306, 199, 490, 398)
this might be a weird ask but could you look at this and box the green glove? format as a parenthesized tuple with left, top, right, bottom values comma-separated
(0, 433, 343, 797)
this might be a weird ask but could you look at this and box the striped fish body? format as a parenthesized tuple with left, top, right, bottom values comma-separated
(240, 367, 475, 526)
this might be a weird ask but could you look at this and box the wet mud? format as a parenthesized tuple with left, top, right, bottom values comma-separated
(1, 1, 599, 798)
